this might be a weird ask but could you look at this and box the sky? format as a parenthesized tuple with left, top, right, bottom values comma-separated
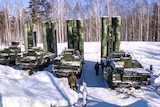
(0, 0, 29, 8)
(0, 0, 88, 8)
(0, 41, 160, 107)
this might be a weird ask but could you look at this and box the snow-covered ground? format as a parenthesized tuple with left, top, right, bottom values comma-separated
(0, 41, 160, 107)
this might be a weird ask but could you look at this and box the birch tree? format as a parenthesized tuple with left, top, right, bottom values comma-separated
(156, 0, 160, 41)
(152, 2, 158, 41)
(50, 0, 69, 42)
(1, 1, 12, 45)
(82, 4, 92, 41)
(144, 0, 151, 41)
(138, 1, 143, 41)
(12, 0, 26, 42)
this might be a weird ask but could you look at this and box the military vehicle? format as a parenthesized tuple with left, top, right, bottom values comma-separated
(17, 23, 57, 73)
(100, 16, 151, 89)
(52, 19, 84, 78)
(52, 48, 83, 78)
(67, 19, 84, 55)
(101, 16, 121, 58)
(0, 42, 21, 65)
(103, 51, 151, 89)
(17, 47, 55, 72)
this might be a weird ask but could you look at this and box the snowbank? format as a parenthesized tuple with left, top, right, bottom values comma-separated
(154, 76, 160, 86)
(0, 65, 78, 107)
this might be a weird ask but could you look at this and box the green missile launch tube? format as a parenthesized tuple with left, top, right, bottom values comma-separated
(24, 24, 29, 51)
(101, 16, 109, 58)
(32, 24, 36, 47)
(51, 21, 57, 53)
(112, 16, 121, 51)
(77, 19, 84, 55)
(42, 21, 48, 52)
(45, 22, 51, 52)
(67, 20, 74, 49)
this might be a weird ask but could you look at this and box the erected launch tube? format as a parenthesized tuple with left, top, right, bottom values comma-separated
(112, 16, 121, 52)
(42, 21, 57, 53)
(101, 16, 121, 58)
(101, 16, 109, 58)
(77, 19, 84, 55)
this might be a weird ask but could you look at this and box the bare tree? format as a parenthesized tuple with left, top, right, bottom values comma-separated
(1, 0, 12, 45)
(106, 0, 111, 17)
(89, 0, 103, 41)
(50, 0, 70, 42)
(82, 5, 92, 41)
(138, 1, 143, 41)
(144, 0, 151, 41)
(152, 2, 158, 41)
(156, 0, 160, 41)
(12, 0, 26, 43)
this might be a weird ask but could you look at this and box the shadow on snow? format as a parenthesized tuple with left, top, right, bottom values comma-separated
(80, 60, 106, 88)
(86, 96, 148, 107)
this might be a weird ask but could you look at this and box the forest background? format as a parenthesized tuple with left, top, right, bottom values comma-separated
(0, 0, 160, 45)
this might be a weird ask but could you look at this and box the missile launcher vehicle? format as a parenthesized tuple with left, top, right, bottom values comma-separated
(0, 42, 21, 65)
(17, 23, 57, 73)
(52, 48, 83, 78)
(52, 19, 84, 79)
(103, 51, 151, 89)
(17, 47, 56, 72)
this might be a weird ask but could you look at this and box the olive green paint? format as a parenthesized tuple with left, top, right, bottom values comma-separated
(42, 21, 57, 53)
(24, 24, 29, 51)
(107, 25, 114, 56)
(67, 19, 84, 55)
(42, 21, 48, 52)
(101, 17, 109, 58)
(67, 20, 74, 49)
(32, 24, 37, 47)
(51, 21, 57, 53)
(112, 16, 121, 51)
(72, 22, 79, 50)
(101, 16, 121, 58)
(77, 19, 84, 55)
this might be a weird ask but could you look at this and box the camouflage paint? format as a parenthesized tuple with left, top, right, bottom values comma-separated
(42, 21, 48, 52)
(32, 24, 37, 47)
(101, 17, 109, 58)
(77, 19, 84, 55)
(42, 21, 57, 53)
(28, 25, 33, 48)
(101, 16, 121, 57)
(45, 22, 51, 52)
(73, 22, 79, 51)
(112, 16, 121, 51)
(107, 25, 115, 56)
(67, 20, 74, 49)
(24, 24, 29, 51)
(51, 21, 57, 53)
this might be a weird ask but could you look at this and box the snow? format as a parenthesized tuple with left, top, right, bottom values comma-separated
(0, 65, 78, 107)
(0, 41, 160, 107)
(23, 56, 37, 61)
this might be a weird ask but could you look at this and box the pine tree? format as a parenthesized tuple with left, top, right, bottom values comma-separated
(29, 0, 51, 23)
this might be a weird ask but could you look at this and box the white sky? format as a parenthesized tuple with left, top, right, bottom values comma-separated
(0, 41, 160, 107)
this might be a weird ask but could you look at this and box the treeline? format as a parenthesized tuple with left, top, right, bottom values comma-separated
(0, 0, 160, 45)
